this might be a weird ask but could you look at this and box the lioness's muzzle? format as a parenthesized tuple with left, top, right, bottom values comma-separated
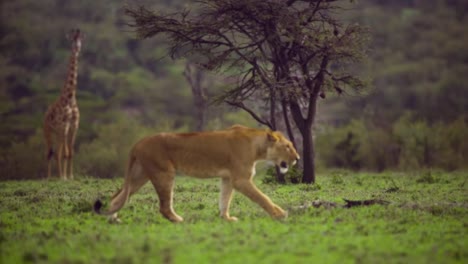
(280, 161, 288, 168)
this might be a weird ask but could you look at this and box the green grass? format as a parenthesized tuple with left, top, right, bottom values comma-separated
(0, 170, 467, 263)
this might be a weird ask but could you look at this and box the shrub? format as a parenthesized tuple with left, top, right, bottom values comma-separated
(393, 114, 468, 170)
(316, 119, 398, 171)
(0, 128, 45, 180)
(433, 117, 468, 170)
(393, 113, 436, 169)
(263, 166, 303, 184)
(316, 120, 364, 170)
(75, 118, 177, 178)
(0, 118, 176, 180)
(316, 114, 468, 171)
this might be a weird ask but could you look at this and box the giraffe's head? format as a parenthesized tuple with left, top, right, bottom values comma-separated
(68, 28, 83, 53)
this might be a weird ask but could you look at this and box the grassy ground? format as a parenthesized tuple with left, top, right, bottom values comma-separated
(0, 170, 467, 264)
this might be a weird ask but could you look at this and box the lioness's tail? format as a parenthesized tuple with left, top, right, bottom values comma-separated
(93, 154, 136, 216)
(93, 186, 129, 216)
(93, 199, 108, 214)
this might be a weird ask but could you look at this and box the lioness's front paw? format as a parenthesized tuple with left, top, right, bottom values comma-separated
(160, 209, 184, 223)
(108, 217, 122, 224)
(169, 215, 184, 223)
(271, 205, 288, 219)
(221, 215, 238, 222)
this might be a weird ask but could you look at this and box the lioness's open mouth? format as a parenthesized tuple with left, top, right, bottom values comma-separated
(279, 161, 289, 174)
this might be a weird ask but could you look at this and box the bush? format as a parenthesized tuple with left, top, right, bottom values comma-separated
(0, 118, 177, 180)
(316, 114, 468, 171)
(0, 117, 183, 180)
(433, 117, 468, 170)
(316, 120, 363, 170)
(263, 166, 303, 184)
(0, 128, 45, 180)
(316, 119, 398, 171)
(75, 118, 178, 178)
(394, 114, 468, 170)
(393, 113, 436, 169)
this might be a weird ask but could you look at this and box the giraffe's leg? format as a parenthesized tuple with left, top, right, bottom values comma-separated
(66, 122, 78, 180)
(43, 124, 54, 179)
(62, 126, 71, 180)
(56, 125, 69, 180)
(56, 140, 65, 180)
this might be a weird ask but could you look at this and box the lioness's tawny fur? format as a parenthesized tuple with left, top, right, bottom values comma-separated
(94, 125, 300, 223)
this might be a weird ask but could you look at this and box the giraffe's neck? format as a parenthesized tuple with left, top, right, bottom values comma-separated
(59, 47, 80, 105)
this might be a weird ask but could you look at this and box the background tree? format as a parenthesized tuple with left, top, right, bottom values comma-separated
(184, 61, 208, 131)
(125, 0, 368, 183)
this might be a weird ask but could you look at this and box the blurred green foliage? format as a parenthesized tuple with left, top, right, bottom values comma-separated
(0, 0, 237, 145)
(345, 0, 468, 124)
(314, 0, 468, 171)
(0, 128, 45, 180)
(1, 0, 467, 179)
(316, 115, 468, 171)
(75, 117, 185, 178)
(0, 0, 254, 179)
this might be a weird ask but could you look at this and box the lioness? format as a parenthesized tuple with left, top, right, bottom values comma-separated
(94, 125, 300, 222)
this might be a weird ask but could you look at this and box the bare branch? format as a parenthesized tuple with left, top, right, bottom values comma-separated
(225, 100, 272, 128)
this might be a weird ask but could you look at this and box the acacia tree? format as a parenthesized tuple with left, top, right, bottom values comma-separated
(126, 0, 368, 183)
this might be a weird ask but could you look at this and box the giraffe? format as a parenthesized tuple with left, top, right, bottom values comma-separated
(43, 28, 82, 180)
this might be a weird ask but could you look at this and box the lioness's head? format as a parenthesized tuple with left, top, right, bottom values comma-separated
(265, 131, 300, 174)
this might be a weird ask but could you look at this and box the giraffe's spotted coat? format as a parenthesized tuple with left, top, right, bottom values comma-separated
(43, 28, 82, 180)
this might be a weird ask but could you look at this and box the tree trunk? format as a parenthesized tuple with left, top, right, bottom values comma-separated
(301, 126, 315, 184)
(288, 93, 319, 184)
(281, 100, 297, 148)
(184, 62, 207, 131)
(275, 166, 286, 184)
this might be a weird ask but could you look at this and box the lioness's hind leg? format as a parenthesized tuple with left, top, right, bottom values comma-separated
(148, 170, 183, 223)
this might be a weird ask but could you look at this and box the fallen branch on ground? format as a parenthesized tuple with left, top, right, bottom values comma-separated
(342, 198, 391, 208)
(294, 198, 391, 210)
